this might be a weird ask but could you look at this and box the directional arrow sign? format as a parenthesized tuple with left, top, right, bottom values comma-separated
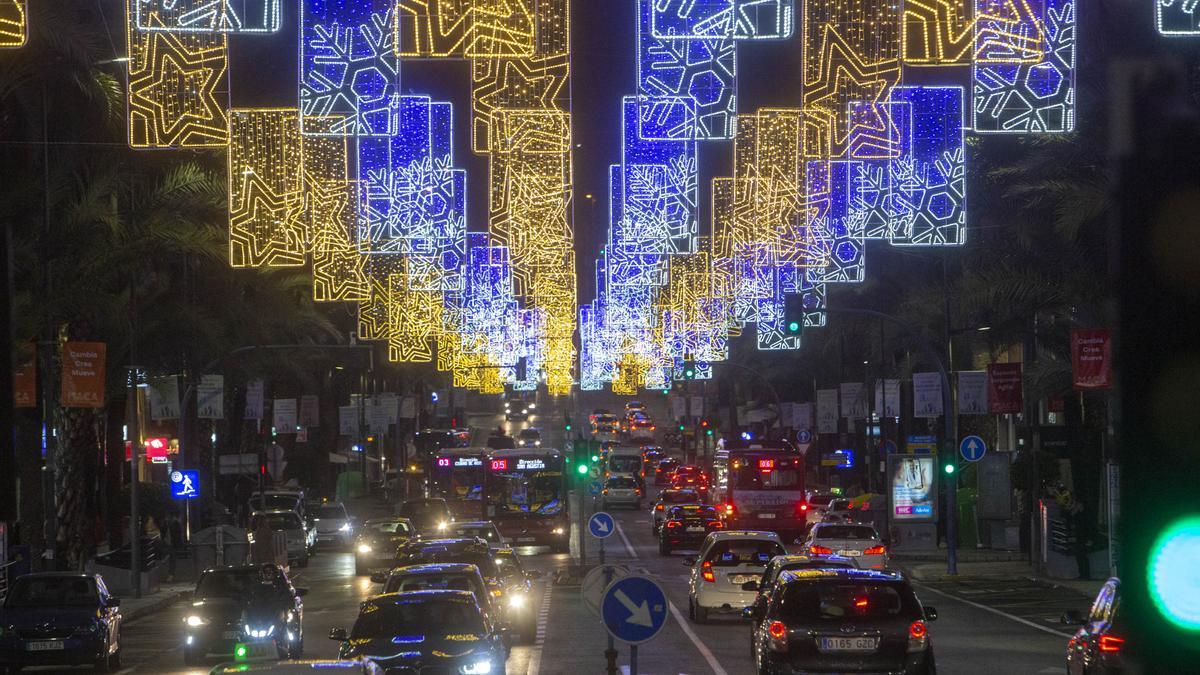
(960, 435, 987, 462)
(588, 511, 615, 539)
(601, 575, 668, 644)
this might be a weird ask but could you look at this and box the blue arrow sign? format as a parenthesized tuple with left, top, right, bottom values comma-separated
(601, 575, 669, 644)
(588, 512, 615, 539)
(796, 429, 813, 444)
(170, 470, 200, 500)
(589, 481, 603, 495)
(959, 435, 987, 462)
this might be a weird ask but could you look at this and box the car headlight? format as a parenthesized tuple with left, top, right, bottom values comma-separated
(552, 527, 565, 535)
(339, 523, 351, 532)
(185, 615, 209, 628)
(535, 440, 541, 447)
(357, 543, 373, 554)
(529, 403, 536, 410)
(508, 593, 527, 609)
(461, 659, 493, 674)
(437, 521, 449, 532)
(244, 624, 276, 639)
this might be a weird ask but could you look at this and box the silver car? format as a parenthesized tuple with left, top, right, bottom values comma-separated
(803, 523, 889, 570)
(250, 510, 309, 567)
(602, 475, 642, 509)
(311, 501, 354, 548)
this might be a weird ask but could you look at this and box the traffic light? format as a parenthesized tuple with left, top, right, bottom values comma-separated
(682, 359, 697, 380)
(941, 454, 956, 475)
(783, 294, 804, 335)
(564, 414, 573, 432)
(677, 419, 685, 432)
(701, 418, 713, 436)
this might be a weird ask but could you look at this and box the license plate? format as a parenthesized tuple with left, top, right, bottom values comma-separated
(838, 550, 862, 557)
(818, 636, 879, 653)
(686, 526, 705, 532)
(757, 513, 776, 519)
(516, 537, 536, 542)
(26, 641, 65, 651)
(223, 630, 241, 640)
(240, 641, 277, 660)
(729, 574, 757, 584)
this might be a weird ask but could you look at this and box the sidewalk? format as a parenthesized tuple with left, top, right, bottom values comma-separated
(121, 581, 193, 622)
(893, 550, 1106, 600)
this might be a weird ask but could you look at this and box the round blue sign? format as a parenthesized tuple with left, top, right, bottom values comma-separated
(959, 435, 987, 462)
(796, 429, 813, 444)
(588, 512, 615, 539)
(601, 575, 669, 644)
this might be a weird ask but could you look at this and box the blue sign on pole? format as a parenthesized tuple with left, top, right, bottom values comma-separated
(588, 512, 615, 539)
(170, 470, 200, 500)
(601, 575, 669, 644)
(959, 435, 987, 462)
(589, 481, 603, 496)
(796, 429, 813, 444)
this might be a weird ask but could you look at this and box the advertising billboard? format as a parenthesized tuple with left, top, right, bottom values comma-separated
(890, 455, 937, 522)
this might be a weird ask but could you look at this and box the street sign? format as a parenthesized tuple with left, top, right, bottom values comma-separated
(907, 435, 937, 455)
(601, 575, 669, 645)
(881, 439, 898, 455)
(170, 470, 200, 500)
(588, 512, 615, 539)
(959, 435, 987, 462)
(589, 481, 602, 495)
(582, 564, 630, 617)
(796, 429, 813, 444)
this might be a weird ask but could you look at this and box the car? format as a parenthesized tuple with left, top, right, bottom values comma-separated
(0, 572, 123, 672)
(493, 548, 544, 645)
(602, 475, 643, 509)
(182, 564, 306, 666)
(251, 490, 316, 554)
(373, 563, 499, 629)
(592, 413, 620, 436)
(250, 510, 310, 567)
(504, 392, 531, 421)
(804, 523, 889, 570)
(627, 412, 655, 434)
(669, 466, 711, 500)
(396, 497, 454, 535)
(639, 447, 665, 478)
(353, 517, 416, 576)
(390, 539, 505, 601)
(822, 498, 869, 524)
(208, 659, 384, 674)
(625, 400, 646, 414)
(747, 568, 937, 675)
(330, 591, 508, 675)
(517, 427, 542, 448)
(449, 520, 508, 549)
(650, 487, 702, 533)
(589, 409, 611, 425)
(654, 458, 681, 485)
(743, 554, 859, 648)
(309, 501, 354, 548)
(1062, 577, 1125, 674)
(659, 504, 723, 555)
(685, 530, 787, 623)
(805, 491, 839, 531)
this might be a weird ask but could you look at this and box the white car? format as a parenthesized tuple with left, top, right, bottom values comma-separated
(803, 522, 889, 570)
(804, 491, 838, 531)
(311, 501, 354, 548)
(602, 475, 642, 509)
(685, 530, 786, 623)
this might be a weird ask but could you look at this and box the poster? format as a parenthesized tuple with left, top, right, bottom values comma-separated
(338, 405, 359, 436)
(299, 395, 320, 427)
(816, 389, 839, 434)
(379, 393, 400, 425)
(61, 341, 106, 408)
(1071, 329, 1113, 390)
(13, 345, 36, 408)
(891, 455, 936, 521)
(147, 376, 181, 420)
(272, 398, 298, 433)
(244, 378, 264, 420)
(197, 375, 224, 419)
(874, 379, 901, 418)
(988, 363, 1024, 414)
(399, 395, 416, 420)
(367, 396, 390, 433)
(912, 372, 943, 418)
(671, 396, 686, 420)
(957, 371, 988, 415)
(795, 402, 814, 432)
(839, 382, 867, 419)
(690, 395, 704, 418)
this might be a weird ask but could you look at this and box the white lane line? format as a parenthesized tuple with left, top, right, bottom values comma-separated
(527, 583, 551, 675)
(615, 520, 638, 558)
(913, 582, 1073, 638)
(666, 601, 729, 675)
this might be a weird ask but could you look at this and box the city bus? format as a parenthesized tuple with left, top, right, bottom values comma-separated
(485, 448, 570, 553)
(429, 447, 490, 522)
(716, 439, 808, 537)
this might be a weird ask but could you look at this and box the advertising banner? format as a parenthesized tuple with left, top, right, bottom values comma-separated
(299, 395, 320, 427)
(890, 455, 937, 521)
(61, 342, 106, 408)
(147, 375, 181, 420)
(399, 395, 416, 420)
(244, 378, 264, 420)
(197, 375, 224, 419)
(988, 363, 1024, 414)
(13, 345, 36, 408)
(338, 405, 359, 436)
(874, 379, 901, 418)
(957, 371, 988, 415)
(839, 382, 867, 419)
(272, 398, 298, 433)
(795, 402, 814, 433)
(816, 389, 839, 434)
(1071, 329, 1113, 390)
(912, 372, 943, 418)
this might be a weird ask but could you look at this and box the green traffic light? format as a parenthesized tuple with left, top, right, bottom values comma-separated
(787, 321, 801, 332)
(235, 644, 248, 660)
(678, 424, 685, 431)
(591, 454, 599, 462)
(943, 463, 955, 475)
(1149, 515, 1200, 631)
(576, 464, 589, 475)
(706, 429, 713, 436)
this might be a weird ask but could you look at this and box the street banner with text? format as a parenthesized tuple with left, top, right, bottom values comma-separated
(244, 379, 264, 420)
(197, 375, 224, 419)
(816, 389, 839, 434)
(61, 342, 106, 408)
(1071, 329, 1113, 389)
(839, 382, 867, 419)
(273, 398, 298, 432)
(338, 405, 359, 436)
(988, 363, 1024, 414)
(147, 375, 181, 420)
(13, 345, 35, 408)
(299, 395, 320, 427)
(957, 371, 989, 415)
(912, 373, 943, 418)
(873, 379, 901, 418)
(795, 402, 814, 432)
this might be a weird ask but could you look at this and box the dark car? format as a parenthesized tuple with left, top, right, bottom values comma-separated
(330, 590, 508, 674)
(747, 568, 937, 675)
(0, 572, 123, 672)
(1063, 577, 1125, 674)
(659, 504, 723, 555)
(396, 497, 454, 534)
(392, 538, 503, 590)
(182, 563, 306, 666)
(493, 548, 544, 644)
(353, 517, 416, 576)
(651, 487, 702, 533)
(654, 458, 681, 485)
(374, 563, 499, 627)
(743, 554, 860, 649)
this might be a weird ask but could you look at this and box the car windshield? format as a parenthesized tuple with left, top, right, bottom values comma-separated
(351, 599, 484, 638)
(814, 526, 877, 540)
(254, 513, 303, 530)
(828, 499, 853, 511)
(195, 569, 287, 600)
(451, 525, 501, 542)
(776, 581, 919, 623)
(519, 430, 539, 439)
(384, 574, 479, 595)
(706, 540, 785, 567)
(399, 501, 449, 519)
(317, 504, 347, 520)
(493, 551, 524, 581)
(363, 520, 413, 535)
(808, 494, 836, 507)
(662, 491, 698, 503)
(7, 577, 98, 607)
(395, 545, 500, 578)
(669, 505, 717, 518)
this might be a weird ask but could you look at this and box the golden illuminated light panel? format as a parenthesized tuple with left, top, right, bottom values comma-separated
(387, 263, 441, 363)
(228, 109, 306, 268)
(0, 0, 26, 48)
(126, 0, 229, 148)
(302, 118, 370, 302)
(901, 0, 974, 65)
(974, 0, 1046, 63)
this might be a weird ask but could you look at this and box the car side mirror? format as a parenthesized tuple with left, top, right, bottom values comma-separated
(682, 556, 696, 567)
(923, 606, 937, 621)
(329, 627, 348, 641)
(742, 606, 755, 620)
(370, 572, 387, 584)
(296, 588, 309, 597)
(1061, 611, 1083, 626)
(741, 580, 759, 592)
(106, 597, 121, 608)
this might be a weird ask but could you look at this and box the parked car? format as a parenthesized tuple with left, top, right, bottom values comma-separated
(686, 530, 787, 623)
(1062, 577, 1126, 674)
(803, 523, 889, 570)
(250, 510, 310, 567)
(182, 563, 306, 666)
(0, 572, 123, 672)
(353, 517, 416, 576)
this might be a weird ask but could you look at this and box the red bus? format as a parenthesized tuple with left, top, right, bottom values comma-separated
(716, 439, 807, 536)
(429, 447, 490, 522)
(485, 448, 569, 553)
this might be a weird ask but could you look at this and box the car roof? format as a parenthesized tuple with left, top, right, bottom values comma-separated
(706, 530, 783, 542)
(404, 537, 488, 549)
(13, 572, 99, 580)
(451, 521, 496, 528)
(367, 589, 479, 605)
(388, 563, 482, 577)
(253, 509, 300, 517)
(770, 554, 856, 566)
(777, 568, 904, 584)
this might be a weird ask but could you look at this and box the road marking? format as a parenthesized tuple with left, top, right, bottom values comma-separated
(666, 601, 729, 675)
(615, 520, 638, 558)
(528, 583, 551, 675)
(913, 582, 1073, 638)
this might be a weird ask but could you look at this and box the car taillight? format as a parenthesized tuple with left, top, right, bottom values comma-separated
(809, 545, 834, 555)
(701, 560, 716, 583)
(665, 521, 681, 529)
(864, 545, 887, 556)
(1099, 635, 1124, 653)
(722, 503, 735, 517)
(795, 502, 809, 517)
(635, 488, 641, 495)
(907, 620, 928, 653)
(766, 621, 788, 652)
(603, 489, 609, 494)
(708, 520, 723, 529)
(655, 504, 664, 511)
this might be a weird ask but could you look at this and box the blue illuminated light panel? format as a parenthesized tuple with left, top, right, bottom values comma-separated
(889, 86, 966, 246)
(135, 0, 282, 33)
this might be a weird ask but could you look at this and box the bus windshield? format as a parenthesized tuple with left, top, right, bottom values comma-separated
(432, 456, 486, 502)
(730, 455, 804, 491)
(488, 459, 564, 516)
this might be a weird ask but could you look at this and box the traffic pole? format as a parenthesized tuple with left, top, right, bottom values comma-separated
(603, 565, 618, 675)
(630, 645, 638, 675)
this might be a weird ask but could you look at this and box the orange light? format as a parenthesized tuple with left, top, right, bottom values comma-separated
(655, 504, 664, 511)
(809, 545, 833, 555)
(701, 560, 715, 583)
(909, 620, 928, 640)
(854, 597, 869, 608)
(864, 545, 887, 555)
(1098, 635, 1124, 653)
(768, 621, 787, 639)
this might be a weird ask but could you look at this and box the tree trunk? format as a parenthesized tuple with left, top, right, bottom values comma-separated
(55, 406, 101, 568)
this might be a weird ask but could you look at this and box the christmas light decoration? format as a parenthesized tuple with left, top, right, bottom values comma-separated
(902, 0, 974, 65)
(133, 0, 283, 33)
(228, 108, 305, 268)
(0, 0, 26, 48)
(1157, 0, 1200, 36)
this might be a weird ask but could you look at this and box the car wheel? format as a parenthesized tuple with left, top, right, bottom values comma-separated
(111, 647, 122, 670)
(920, 651, 937, 675)
(93, 644, 114, 673)
(289, 637, 304, 659)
